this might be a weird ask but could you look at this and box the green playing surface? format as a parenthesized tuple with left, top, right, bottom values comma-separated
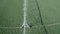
(0, 0, 60, 34)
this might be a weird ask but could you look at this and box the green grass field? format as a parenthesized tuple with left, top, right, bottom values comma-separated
(0, 0, 60, 34)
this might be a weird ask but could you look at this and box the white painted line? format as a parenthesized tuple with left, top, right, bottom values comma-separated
(0, 27, 20, 28)
(22, 0, 29, 34)
(31, 22, 60, 28)
(0, 23, 60, 28)
(23, 0, 27, 34)
(46, 22, 60, 27)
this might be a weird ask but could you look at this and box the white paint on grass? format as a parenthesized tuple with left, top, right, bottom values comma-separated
(22, 0, 29, 34)
(0, 27, 20, 29)
(0, 22, 60, 28)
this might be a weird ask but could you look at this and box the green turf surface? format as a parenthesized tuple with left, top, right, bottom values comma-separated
(38, 0, 60, 34)
(0, 0, 60, 34)
(0, 0, 23, 34)
(0, 0, 23, 27)
(0, 28, 23, 34)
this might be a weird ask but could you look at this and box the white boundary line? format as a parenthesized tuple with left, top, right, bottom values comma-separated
(23, 0, 29, 34)
(23, 0, 26, 34)
(32, 22, 60, 28)
(46, 22, 60, 27)
(0, 23, 60, 28)
(0, 27, 20, 29)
